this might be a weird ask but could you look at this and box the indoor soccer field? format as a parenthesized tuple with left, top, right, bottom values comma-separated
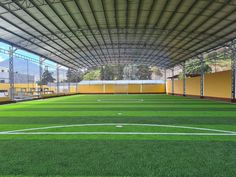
(0, 94, 235, 177)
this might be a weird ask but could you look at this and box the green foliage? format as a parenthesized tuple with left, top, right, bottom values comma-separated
(100, 65, 115, 80)
(83, 65, 163, 81)
(151, 66, 163, 78)
(100, 65, 124, 80)
(185, 59, 212, 75)
(66, 69, 83, 82)
(83, 69, 101, 80)
(38, 69, 55, 85)
(137, 65, 152, 80)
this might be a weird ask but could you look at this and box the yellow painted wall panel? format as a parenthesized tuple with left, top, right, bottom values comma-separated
(128, 84, 141, 93)
(186, 76, 200, 96)
(166, 80, 172, 94)
(79, 85, 104, 93)
(204, 70, 231, 99)
(0, 97, 10, 102)
(113, 84, 129, 93)
(174, 80, 183, 95)
(104, 84, 114, 93)
(142, 84, 165, 93)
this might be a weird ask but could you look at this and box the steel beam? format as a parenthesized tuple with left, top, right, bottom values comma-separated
(231, 41, 236, 101)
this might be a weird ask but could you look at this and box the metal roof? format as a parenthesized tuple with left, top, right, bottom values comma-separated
(0, 0, 235, 70)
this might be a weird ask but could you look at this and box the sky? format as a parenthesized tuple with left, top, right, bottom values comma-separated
(0, 41, 64, 70)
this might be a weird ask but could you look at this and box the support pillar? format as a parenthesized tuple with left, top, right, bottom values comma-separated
(199, 54, 204, 98)
(56, 65, 60, 94)
(231, 42, 236, 102)
(76, 72, 79, 93)
(183, 62, 186, 96)
(164, 68, 167, 93)
(39, 57, 44, 97)
(68, 68, 71, 94)
(27, 59, 29, 93)
(171, 68, 174, 95)
(9, 46, 14, 101)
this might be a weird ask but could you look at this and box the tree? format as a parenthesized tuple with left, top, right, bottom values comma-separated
(38, 69, 55, 85)
(100, 65, 115, 80)
(123, 65, 139, 80)
(83, 69, 101, 80)
(66, 69, 83, 82)
(137, 65, 152, 80)
(116, 64, 124, 80)
(185, 59, 212, 75)
(151, 66, 163, 80)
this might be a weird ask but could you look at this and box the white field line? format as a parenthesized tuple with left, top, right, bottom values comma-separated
(0, 132, 236, 136)
(2, 123, 236, 134)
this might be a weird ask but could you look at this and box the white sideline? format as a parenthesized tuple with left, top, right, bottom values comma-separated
(2, 123, 236, 134)
(0, 132, 236, 136)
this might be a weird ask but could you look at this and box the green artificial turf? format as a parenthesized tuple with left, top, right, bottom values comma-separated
(0, 94, 235, 177)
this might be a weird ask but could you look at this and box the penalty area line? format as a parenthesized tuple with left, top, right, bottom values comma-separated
(0, 132, 236, 136)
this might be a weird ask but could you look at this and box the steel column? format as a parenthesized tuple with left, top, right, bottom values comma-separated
(56, 65, 60, 94)
(27, 59, 29, 92)
(68, 68, 71, 94)
(231, 42, 236, 102)
(199, 54, 204, 98)
(76, 71, 79, 93)
(183, 62, 186, 96)
(171, 68, 174, 95)
(39, 57, 44, 96)
(9, 46, 14, 101)
(164, 68, 167, 93)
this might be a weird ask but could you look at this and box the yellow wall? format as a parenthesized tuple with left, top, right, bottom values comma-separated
(166, 80, 172, 94)
(78, 84, 165, 94)
(166, 70, 232, 99)
(204, 70, 231, 99)
(142, 84, 165, 93)
(185, 76, 201, 96)
(79, 84, 104, 93)
(0, 97, 10, 102)
(174, 80, 183, 95)
(104, 84, 114, 93)
(128, 84, 141, 93)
